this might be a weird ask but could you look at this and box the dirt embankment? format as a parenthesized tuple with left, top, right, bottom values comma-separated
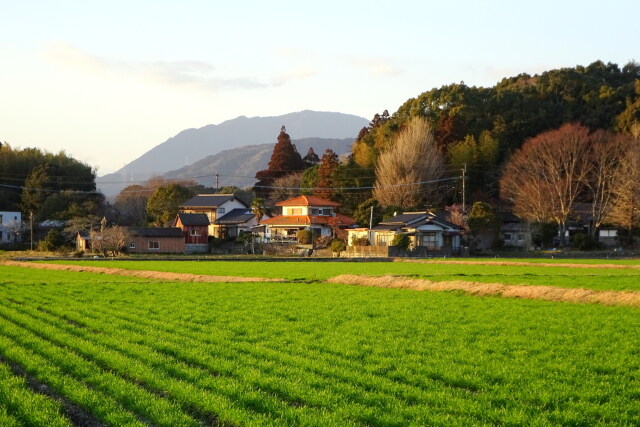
(395, 259, 640, 269)
(0, 260, 281, 283)
(327, 274, 640, 308)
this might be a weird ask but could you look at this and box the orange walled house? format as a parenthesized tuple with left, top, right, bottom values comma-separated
(127, 227, 185, 254)
(259, 195, 356, 243)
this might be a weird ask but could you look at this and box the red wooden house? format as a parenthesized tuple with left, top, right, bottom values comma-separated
(174, 212, 210, 253)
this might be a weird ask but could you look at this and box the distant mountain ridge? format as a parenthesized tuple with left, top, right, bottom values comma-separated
(163, 137, 356, 189)
(97, 110, 368, 195)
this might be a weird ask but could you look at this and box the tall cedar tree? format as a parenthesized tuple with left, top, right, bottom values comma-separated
(302, 147, 320, 168)
(314, 149, 340, 200)
(254, 126, 304, 197)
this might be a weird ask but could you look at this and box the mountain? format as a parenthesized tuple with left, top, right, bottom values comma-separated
(162, 137, 356, 189)
(97, 111, 368, 196)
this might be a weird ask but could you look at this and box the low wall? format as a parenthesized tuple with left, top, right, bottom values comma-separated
(185, 244, 209, 254)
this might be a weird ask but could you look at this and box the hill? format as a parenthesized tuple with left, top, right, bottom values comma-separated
(97, 111, 368, 195)
(162, 137, 355, 189)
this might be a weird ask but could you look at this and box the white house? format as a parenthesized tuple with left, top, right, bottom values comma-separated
(260, 195, 355, 243)
(0, 211, 22, 245)
(348, 211, 463, 255)
(179, 194, 248, 238)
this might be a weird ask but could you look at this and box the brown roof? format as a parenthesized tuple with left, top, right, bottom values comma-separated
(260, 214, 355, 227)
(275, 195, 340, 207)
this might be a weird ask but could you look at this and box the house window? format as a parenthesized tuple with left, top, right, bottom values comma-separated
(310, 208, 319, 215)
(190, 229, 200, 236)
(0, 215, 3, 224)
(419, 233, 437, 249)
(290, 208, 302, 215)
(129, 242, 136, 249)
(217, 208, 225, 215)
(376, 234, 393, 246)
(0, 231, 3, 240)
(517, 234, 524, 241)
(599, 229, 617, 238)
(504, 233, 512, 241)
(148, 241, 159, 250)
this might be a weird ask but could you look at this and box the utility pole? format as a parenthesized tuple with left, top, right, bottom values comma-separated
(215, 174, 219, 191)
(29, 211, 33, 251)
(461, 163, 466, 212)
(368, 205, 374, 245)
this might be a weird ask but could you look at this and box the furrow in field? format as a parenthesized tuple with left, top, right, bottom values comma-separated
(327, 275, 640, 307)
(17, 287, 481, 419)
(0, 294, 334, 426)
(0, 302, 203, 426)
(0, 361, 71, 427)
(0, 332, 143, 426)
(16, 293, 428, 425)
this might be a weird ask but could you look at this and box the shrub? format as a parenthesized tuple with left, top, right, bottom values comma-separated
(297, 229, 313, 244)
(391, 234, 410, 250)
(572, 233, 602, 250)
(329, 239, 346, 254)
(314, 235, 333, 249)
(73, 250, 84, 258)
(350, 236, 370, 246)
(39, 229, 66, 252)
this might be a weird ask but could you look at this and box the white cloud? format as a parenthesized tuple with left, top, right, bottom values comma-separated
(41, 42, 272, 91)
(348, 56, 403, 77)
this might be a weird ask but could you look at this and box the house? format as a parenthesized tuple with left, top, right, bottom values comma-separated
(500, 222, 530, 248)
(174, 213, 210, 254)
(76, 230, 91, 251)
(259, 195, 356, 243)
(0, 211, 22, 244)
(349, 211, 462, 256)
(127, 227, 184, 254)
(214, 208, 265, 238)
(179, 194, 248, 238)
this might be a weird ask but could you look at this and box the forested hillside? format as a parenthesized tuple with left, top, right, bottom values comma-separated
(0, 143, 101, 220)
(352, 60, 640, 200)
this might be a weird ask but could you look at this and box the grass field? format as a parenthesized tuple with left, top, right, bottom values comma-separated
(0, 260, 638, 425)
(49, 259, 640, 291)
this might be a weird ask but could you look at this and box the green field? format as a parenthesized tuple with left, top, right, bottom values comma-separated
(50, 259, 640, 291)
(0, 261, 638, 426)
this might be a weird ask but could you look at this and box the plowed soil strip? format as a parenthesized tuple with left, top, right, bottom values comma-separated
(1, 261, 281, 283)
(395, 259, 640, 269)
(327, 274, 640, 307)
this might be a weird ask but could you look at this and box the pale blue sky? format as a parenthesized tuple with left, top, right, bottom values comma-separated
(1, 0, 638, 174)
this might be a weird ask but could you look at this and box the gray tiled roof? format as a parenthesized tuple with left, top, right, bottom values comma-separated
(214, 209, 255, 225)
(180, 194, 242, 208)
(177, 212, 210, 226)
(380, 212, 429, 225)
(129, 227, 184, 238)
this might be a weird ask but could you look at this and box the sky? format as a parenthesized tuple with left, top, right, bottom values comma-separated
(1, 0, 638, 175)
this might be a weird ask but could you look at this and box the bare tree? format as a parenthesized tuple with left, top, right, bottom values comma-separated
(268, 172, 303, 205)
(373, 117, 444, 209)
(114, 184, 149, 226)
(90, 226, 129, 257)
(584, 130, 631, 236)
(606, 138, 640, 246)
(500, 123, 591, 246)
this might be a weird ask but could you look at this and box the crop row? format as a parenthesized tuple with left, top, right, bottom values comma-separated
(1, 270, 639, 425)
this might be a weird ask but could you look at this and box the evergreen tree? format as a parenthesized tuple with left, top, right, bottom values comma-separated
(254, 126, 304, 197)
(314, 149, 341, 200)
